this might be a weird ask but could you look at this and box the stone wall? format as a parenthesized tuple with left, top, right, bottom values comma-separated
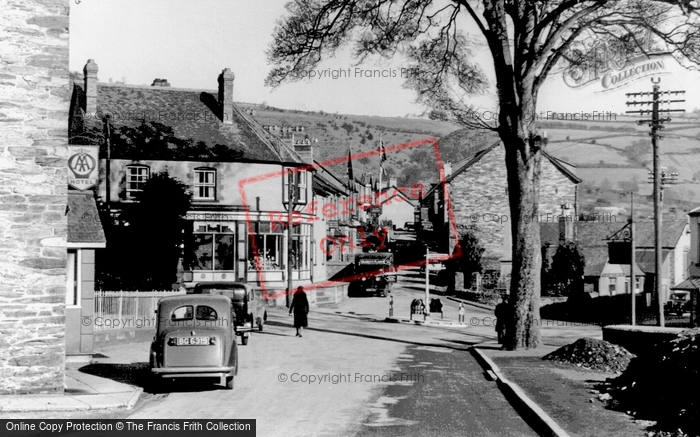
(448, 145, 577, 260)
(0, 0, 69, 394)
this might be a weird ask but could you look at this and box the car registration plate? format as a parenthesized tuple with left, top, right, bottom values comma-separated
(175, 337, 209, 346)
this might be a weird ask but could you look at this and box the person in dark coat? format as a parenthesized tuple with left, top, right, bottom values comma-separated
(494, 295, 509, 344)
(289, 286, 309, 337)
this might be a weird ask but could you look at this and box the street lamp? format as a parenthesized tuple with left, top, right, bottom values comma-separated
(282, 168, 308, 307)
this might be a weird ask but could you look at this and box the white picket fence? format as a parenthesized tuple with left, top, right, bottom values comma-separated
(93, 290, 186, 331)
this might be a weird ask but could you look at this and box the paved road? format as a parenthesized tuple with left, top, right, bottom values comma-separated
(117, 270, 538, 436)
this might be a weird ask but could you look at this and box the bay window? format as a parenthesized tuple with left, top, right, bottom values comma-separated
(282, 169, 308, 204)
(292, 224, 311, 274)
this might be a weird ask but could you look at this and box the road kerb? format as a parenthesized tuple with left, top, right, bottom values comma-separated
(446, 296, 495, 312)
(126, 388, 143, 409)
(384, 317, 469, 327)
(470, 347, 571, 437)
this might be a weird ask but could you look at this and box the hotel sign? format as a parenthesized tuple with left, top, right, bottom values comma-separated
(563, 30, 669, 91)
(67, 146, 98, 190)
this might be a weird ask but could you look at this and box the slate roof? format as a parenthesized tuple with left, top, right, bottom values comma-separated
(579, 246, 609, 277)
(67, 191, 106, 246)
(541, 220, 684, 277)
(540, 222, 623, 247)
(424, 140, 581, 199)
(312, 160, 351, 196)
(71, 82, 299, 163)
(635, 249, 671, 274)
(629, 221, 688, 248)
(672, 276, 700, 290)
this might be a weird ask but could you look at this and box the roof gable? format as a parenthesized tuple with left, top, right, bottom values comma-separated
(425, 140, 581, 199)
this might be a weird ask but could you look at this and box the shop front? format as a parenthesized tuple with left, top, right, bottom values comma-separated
(182, 212, 314, 294)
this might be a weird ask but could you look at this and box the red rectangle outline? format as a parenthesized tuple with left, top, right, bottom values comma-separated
(237, 137, 461, 300)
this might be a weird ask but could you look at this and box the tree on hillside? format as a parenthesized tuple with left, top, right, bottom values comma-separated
(265, 0, 700, 350)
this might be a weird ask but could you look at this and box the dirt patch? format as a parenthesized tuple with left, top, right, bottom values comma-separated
(600, 328, 700, 436)
(543, 337, 634, 373)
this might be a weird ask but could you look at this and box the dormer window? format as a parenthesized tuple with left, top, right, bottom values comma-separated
(126, 165, 149, 200)
(194, 168, 216, 201)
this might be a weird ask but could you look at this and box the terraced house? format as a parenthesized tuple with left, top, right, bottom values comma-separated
(68, 60, 354, 313)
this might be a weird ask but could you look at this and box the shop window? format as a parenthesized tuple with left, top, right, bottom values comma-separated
(194, 168, 216, 201)
(248, 222, 284, 270)
(126, 165, 149, 200)
(192, 221, 235, 272)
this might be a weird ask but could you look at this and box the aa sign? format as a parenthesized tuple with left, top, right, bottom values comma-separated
(67, 146, 99, 190)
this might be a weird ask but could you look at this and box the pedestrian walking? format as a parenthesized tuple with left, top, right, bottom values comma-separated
(289, 286, 309, 337)
(458, 302, 465, 324)
(494, 295, 508, 344)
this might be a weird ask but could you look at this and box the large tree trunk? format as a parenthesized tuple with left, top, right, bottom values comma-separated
(500, 92, 542, 350)
(481, 1, 543, 350)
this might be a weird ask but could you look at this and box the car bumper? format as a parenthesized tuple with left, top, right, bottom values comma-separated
(151, 366, 234, 378)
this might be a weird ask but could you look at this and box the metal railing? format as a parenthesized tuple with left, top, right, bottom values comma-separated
(93, 290, 186, 331)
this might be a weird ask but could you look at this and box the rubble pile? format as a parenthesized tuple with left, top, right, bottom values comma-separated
(602, 329, 700, 436)
(542, 337, 635, 373)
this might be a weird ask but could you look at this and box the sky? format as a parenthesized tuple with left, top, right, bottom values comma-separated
(69, 0, 700, 118)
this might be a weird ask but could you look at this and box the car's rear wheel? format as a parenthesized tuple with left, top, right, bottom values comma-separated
(225, 376, 234, 390)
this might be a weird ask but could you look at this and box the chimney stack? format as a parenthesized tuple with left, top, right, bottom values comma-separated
(83, 59, 98, 115)
(218, 68, 235, 124)
(293, 135, 313, 163)
(558, 203, 574, 242)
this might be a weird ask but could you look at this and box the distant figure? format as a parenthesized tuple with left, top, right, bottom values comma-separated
(494, 295, 509, 344)
(458, 303, 465, 324)
(289, 287, 309, 337)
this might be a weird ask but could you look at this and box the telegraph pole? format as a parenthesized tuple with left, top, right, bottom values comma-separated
(425, 245, 430, 321)
(630, 192, 635, 325)
(103, 115, 112, 212)
(286, 169, 296, 308)
(626, 78, 684, 327)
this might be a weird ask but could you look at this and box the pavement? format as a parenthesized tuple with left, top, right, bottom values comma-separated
(0, 273, 632, 437)
(0, 363, 142, 413)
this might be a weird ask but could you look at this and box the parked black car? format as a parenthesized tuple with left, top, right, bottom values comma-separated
(664, 291, 690, 316)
